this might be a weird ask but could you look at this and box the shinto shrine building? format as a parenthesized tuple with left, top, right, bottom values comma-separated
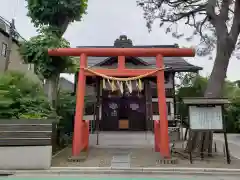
(75, 35, 201, 132)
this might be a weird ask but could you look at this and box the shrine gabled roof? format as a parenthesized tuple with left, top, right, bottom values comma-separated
(76, 35, 202, 72)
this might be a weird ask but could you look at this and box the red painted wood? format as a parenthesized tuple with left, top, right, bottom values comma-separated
(72, 53, 87, 156)
(83, 120, 89, 151)
(48, 48, 195, 57)
(118, 56, 125, 70)
(156, 54, 170, 158)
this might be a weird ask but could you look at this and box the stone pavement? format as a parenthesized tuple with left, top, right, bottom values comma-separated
(3, 171, 240, 180)
(214, 133, 240, 159)
(89, 131, 154, 148)
(52, 132, 240, 168)
(52, 132, 154, 167)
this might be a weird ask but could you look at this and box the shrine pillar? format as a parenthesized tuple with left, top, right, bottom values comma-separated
(156, 54, 170, 158)
(118, 56, 125, 70)
(72, 53, 87, 156)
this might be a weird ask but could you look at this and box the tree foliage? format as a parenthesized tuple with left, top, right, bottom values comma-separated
(26, 0, 88, 36)
(20, 0, 88, 106)
(138, 0, 240, 98)
(0, 71, 53, 119)
(138, 0, 240, 56)
(138, 1, 240, 152)
(226, 96, 240, 133)
(56, 90, 96, 133)
(176, 73, 208, 121)
(176, 73, 240, 133)
(19, 30, 72, 79)
(56, 90, 76, 133)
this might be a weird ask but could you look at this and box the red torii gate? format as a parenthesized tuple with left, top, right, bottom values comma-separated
(48, 47, 195, 158)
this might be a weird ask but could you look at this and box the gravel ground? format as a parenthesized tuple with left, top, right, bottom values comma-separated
(52, 146, 240, 168)
(51, 132, 240, 168)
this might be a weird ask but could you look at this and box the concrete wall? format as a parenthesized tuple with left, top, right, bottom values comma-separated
(0, 119, 53, 170)
(0, 146, 52, 170)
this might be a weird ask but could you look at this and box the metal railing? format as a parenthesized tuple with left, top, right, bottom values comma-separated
(0, 16, 26, 43)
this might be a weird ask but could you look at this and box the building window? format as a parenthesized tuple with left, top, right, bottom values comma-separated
(1, 43, 7, 57)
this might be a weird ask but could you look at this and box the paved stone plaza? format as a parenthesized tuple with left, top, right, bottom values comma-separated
(52, 132, 240, 168)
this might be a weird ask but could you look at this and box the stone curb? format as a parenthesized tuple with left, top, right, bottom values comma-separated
(2, 167, 240, 175)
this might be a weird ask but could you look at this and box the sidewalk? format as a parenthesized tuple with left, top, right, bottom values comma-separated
(214, 134, 240, 159)
(2, 133, 240, 176)
(2, 166, 240, 176)
(51, 132, 240, 168)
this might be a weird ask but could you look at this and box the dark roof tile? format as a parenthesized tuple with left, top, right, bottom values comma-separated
(77, 35, 202, 72)
(85, 56, 201, 72)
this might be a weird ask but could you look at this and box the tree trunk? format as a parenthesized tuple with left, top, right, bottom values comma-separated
(44, 73, 60, 109)
(184, 0, 240, 155)
(203, 44, 231, 154)
(186, 41, 232, 154)
(205, 47, 231, 98)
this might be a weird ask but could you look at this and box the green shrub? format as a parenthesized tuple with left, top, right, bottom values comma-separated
(56, 90, 96, 133)
(0, 71, 53, 119)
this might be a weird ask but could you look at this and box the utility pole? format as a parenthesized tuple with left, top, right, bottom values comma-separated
(4, 19, 15, 72)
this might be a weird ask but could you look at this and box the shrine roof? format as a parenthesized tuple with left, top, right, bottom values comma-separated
(76, 35, 202, 72)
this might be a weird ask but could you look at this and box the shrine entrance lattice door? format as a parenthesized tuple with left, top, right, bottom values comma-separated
(101, 97, 120, 131)
(127, 96, 146, 131)
(101, 96, 146, 131)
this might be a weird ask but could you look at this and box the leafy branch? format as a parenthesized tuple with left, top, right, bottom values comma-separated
(26, 0, 88, 36)
(137, 0, 239, 57)
(0, 71, 53, 119)
(19, 31, 73, 79)
(19, 0, 88, 106)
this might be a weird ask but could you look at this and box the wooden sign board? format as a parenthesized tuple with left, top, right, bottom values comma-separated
(189, 105, 223, 130)
(119, 119, 129, 129)
(182, 98, 230, 164)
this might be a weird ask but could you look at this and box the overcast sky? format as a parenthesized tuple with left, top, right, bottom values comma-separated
(1, 0, 239, 82)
